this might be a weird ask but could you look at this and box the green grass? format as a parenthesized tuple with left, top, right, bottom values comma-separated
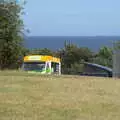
(0, 71, 120, 120)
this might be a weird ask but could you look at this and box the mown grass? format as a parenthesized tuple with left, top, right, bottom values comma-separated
(0, 71, 120, 120)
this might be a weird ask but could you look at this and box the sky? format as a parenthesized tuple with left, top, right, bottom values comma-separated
(23, 0, 120, 36)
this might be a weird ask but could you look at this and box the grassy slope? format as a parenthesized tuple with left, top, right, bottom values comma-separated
(0, 71, 120, 120)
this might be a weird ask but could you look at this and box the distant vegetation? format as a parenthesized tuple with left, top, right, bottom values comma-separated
(23, 40, 113, 74)
(0, 0, 119, 74)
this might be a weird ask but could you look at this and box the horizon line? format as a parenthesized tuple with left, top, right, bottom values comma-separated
(26, 35, 120, 37)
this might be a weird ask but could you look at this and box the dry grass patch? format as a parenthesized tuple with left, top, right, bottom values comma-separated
(0, 71, 119, 120)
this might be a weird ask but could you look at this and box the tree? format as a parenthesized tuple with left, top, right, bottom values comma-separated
(93, 46, 113, 68)
(0, 0, 25, 69)
(113, 40, 120, 52)
(29, 48, 54, 56)
(57, 41, 93, 74)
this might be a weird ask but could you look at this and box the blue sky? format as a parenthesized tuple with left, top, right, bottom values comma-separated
(23, 0, 120, 36)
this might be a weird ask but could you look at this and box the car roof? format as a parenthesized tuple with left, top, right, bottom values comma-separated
(83, 62, 112, 72)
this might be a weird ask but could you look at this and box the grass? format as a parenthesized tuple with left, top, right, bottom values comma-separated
(0, 71, 120, 119)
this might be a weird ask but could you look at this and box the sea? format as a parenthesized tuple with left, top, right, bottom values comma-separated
(24, 36, 120, 52)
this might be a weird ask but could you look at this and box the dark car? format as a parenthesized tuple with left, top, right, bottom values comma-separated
(79, 62, 112, 77)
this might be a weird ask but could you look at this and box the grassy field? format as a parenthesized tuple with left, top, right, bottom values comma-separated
(0, 71, 120, 120)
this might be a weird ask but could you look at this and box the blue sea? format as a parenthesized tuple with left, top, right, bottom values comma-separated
(24, 36, 120, 52)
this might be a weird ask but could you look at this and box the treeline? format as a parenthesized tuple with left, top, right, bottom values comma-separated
(23, 40, 113, 74)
